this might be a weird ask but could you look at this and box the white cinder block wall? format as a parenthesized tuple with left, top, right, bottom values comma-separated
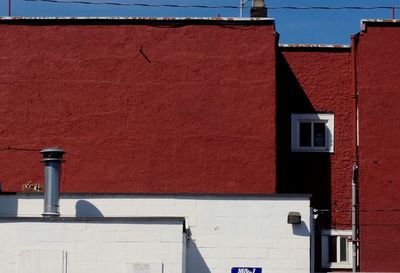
(0, 194, 311, 273)
(0, 220, 185, 273)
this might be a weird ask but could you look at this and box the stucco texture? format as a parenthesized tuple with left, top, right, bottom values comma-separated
(0, 21, 277, 193)
(358, 24, 400, 272)
(278, 49, 353, 229)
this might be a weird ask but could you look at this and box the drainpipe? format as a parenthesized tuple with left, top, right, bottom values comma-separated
(351, 163, 359, 272)
(351, 34, 360, 272)
(41, 147, 65, 217)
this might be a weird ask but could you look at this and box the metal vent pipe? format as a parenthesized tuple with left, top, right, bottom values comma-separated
(250, 0, 267, 17)
(40, 147, 65, 217)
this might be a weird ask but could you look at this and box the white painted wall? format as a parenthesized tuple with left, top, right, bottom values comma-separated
(0, 219, 185, 273)
(0, 194, 311, 273)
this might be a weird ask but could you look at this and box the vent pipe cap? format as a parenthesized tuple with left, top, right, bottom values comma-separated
(40, 147, 65, 162)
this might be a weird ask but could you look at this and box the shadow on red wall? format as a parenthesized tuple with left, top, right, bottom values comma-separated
(276, 50, 332, 271)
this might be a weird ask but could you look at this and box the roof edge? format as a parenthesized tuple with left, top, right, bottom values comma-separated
(1, 192, 312, 199)
(0, 216, 186, 223)
(279, 43, 351, 52)
(361, 19, 400, 31)
(0, 16, 275, 26)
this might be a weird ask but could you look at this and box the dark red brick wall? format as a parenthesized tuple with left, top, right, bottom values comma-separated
(357, 23, 400, 271)
(0, 20, 277, 193)
(277, 48, 354, 229)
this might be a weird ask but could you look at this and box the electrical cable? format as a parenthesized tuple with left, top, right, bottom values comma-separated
(359, 208, 400, 212)
(24, 0, 241, 9)
(23, 0, 400, 11)
(269, 6, 399, 10)
(335, 223, 400, 227)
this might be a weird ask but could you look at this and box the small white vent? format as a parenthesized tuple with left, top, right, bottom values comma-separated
(126, 262, 163, 273)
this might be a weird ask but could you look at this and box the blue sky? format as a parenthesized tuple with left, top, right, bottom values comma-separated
(1, 0, 398, 44)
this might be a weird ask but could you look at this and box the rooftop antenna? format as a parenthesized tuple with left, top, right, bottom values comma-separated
(240, 0, 250, 17)
(393, 0, 395, 19)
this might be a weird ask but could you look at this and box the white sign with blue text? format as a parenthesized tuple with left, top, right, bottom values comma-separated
(231, 268, 262, 273)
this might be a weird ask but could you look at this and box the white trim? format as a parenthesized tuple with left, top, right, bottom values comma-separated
(291, 113, 334, 153)
(321, 230, 352, 269)
(279, 44, 350, 49)
(0, 16, 275, 21)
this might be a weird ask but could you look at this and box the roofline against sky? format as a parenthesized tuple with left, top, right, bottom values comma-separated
(279, 43, 351, 51)
(361, 19, 400, 31)
(1, 17, 398, 47)
(0, 16, 275, 25)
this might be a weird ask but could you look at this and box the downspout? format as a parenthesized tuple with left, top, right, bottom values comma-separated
(351, 34, 360, 273)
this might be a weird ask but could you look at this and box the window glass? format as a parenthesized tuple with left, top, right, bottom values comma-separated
(299, 122, 311, 147)
(291, 113, 334, 153)
(329, 236, 337, 262)
(340, 237, 348, 262)
(321, 230, 352, 269)
(313, 122, 326, 147)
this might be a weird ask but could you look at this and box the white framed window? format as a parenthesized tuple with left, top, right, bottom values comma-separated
(321, 230, 352, 269)
(291, 113, 334, 153)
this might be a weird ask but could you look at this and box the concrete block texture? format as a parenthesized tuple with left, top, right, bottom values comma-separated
(0, 220, 184, 273)
(0, 194, 310, 273)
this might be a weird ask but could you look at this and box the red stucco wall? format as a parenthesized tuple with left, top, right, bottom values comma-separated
(0, 20, 277, 193)
(358, 23, 400, 271)
(278, 49, 354, 228)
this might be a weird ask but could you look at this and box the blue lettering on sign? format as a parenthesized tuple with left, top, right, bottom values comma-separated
(231, 267, 262, 273)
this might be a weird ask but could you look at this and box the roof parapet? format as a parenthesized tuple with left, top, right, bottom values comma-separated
(361, 19, 400, 31)
(279, 43, 351, 52)
(279, 44, 351, 48)
(0, 16, 275, 25)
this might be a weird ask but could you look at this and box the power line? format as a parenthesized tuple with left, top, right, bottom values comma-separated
(337, 208, 400, 212)
(24, 0, 240, 9)
(269, 6, 398, 10)
(335, 223, 400, 227)
(318, 208, 400, 213)
(23, 0, 400, 10)
(360, 208, 400, 212)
